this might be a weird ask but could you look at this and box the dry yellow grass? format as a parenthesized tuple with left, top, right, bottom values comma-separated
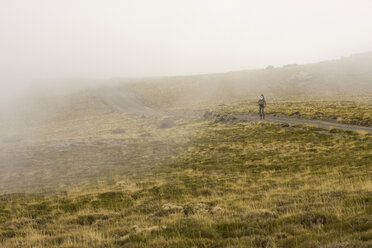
(0, 91, 371, 247)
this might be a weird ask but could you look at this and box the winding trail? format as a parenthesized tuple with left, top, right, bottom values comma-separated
(94, 86, 164, 117)
(93, 86, 372, 134)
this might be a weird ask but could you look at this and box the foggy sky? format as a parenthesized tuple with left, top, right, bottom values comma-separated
(1, 0, 372, 89)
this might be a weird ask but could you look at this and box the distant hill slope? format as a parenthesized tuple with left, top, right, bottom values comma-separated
(1, 52, 371, 137)
(130, 52, 372, 107)
(93, 85, 163, 116)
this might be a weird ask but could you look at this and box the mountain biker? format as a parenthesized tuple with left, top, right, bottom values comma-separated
(258, 94, 266, 120)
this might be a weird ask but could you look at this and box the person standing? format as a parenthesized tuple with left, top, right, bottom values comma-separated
(258, 94, 266, 120)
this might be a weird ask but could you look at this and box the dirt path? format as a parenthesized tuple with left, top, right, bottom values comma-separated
(94, 86, 165, 117)
(232, 112, 372, 133)
(93, 86, 372, 134)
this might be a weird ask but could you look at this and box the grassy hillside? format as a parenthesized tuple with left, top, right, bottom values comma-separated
(1, 115, 371, 247)
(0, 53, 372, 247)
(130, 52, 372, 108)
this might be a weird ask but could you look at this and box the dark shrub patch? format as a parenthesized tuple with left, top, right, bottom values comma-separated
(284, 212, 338, 228)
(0, 230, 16, 241)
(59, 203, 80, 213)
(76, 214, 108, 225)
(91, 191, 133, 210)
(165, 218, 218, 239)
(26, 202, 51, 218)
(214, 221, 264, 238)
(149, 184, 185, 200)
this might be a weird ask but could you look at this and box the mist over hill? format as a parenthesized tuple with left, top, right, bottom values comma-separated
(1, 52, 372, 137)
(130, 51, 372, 106)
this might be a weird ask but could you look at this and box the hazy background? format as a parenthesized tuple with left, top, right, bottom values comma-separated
(1, 0, 372, 92)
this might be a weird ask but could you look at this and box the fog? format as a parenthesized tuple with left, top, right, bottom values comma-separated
(1, 0, 372, 134)
(1, 0, 372, 91)
(2, 0, 372, 194)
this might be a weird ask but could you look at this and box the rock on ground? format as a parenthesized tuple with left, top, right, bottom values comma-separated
(111, 128, 125, 134)
(157, 118, 175, 128)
